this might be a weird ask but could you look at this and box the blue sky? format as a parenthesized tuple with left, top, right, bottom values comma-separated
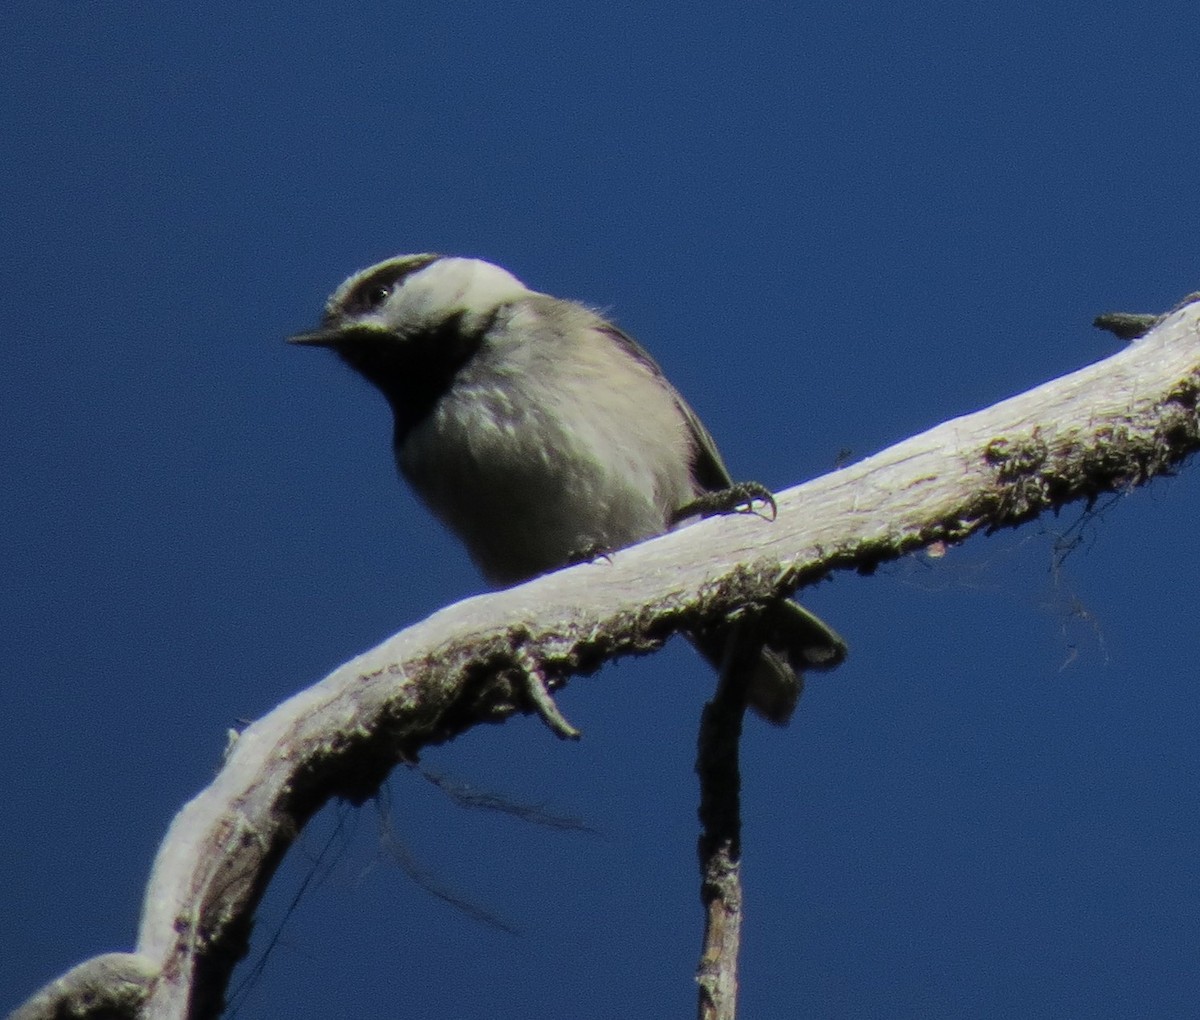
(4, 2, 1200, 1016)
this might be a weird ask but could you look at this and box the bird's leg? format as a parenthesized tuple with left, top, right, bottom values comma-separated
(563, 540, 613, 567)
(671, 481, 777, 526)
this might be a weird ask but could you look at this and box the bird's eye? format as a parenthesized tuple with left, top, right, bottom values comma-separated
(366, 284, 392, 308)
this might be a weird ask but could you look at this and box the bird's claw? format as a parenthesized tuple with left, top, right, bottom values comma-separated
(671, 481, 777, 525)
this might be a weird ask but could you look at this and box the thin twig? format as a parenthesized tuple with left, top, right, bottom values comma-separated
(695, 619, 760, 1020)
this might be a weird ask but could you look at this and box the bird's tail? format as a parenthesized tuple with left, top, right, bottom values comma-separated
(691, 600, 846, 725)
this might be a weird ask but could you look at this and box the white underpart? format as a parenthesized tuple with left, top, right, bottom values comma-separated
(398, 293, 696, 585)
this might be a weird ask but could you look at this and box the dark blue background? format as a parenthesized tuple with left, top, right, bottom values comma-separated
(4, 3, 1199, 1016)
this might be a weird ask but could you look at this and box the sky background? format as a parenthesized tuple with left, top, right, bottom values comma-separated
(4, 2, 1200, 1017)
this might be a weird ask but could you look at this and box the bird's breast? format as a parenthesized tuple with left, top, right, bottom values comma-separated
(397, 373, 694, 586)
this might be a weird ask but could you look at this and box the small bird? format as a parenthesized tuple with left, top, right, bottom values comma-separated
(290, 254, 845, 723)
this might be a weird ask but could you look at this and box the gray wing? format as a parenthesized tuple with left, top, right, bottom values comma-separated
(597, 323, 733, 493)
(594, 325, 847, 722)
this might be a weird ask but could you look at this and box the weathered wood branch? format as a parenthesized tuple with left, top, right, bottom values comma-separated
(11, 294, 1200, 1020)
(695, 622, 756, 1020)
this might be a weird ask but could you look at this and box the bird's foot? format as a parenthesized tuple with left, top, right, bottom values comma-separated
(564, 541, 613, 567)
(671, 481, 777, 526)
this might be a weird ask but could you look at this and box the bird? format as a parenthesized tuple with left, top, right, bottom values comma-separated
(289, 254, 845, 724)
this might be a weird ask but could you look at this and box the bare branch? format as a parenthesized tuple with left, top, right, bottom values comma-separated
(695, 620, 758, 1020)
(13, 295, 1200, 1019)
(9, 953, 158, 1020)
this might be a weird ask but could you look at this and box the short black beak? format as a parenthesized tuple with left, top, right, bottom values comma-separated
(287, 328, 340, 347)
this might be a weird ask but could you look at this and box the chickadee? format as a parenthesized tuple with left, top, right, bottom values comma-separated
(290, 254, 845, 723)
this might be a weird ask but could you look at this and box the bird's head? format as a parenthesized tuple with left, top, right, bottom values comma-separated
(290, 254, 530, 347)
(288, 254, 532, 425)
